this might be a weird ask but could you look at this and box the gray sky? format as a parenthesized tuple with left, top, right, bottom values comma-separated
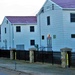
(0, 0, 46, 24)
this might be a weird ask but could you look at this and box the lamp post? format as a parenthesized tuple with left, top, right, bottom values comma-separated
(13, 49, 17, 70)
(15, 50, 16, 70)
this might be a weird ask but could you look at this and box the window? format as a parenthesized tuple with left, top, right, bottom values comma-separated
(70, 13, 75, 22)
(47, 16, 50, 25)
(53, 35, 56, 39)
(52, 4, 54, 10)
(5, 28, 6, 33)
(16, 26, 21, 32)
(16, 45, 24, 50)
(6, 20, 8, 24)
(30, 40, 35, 45)
(42, 35, 44, 40)
(30, 26, 34, 32)
(71, 34, 75, 38)
(41, 7, 44, 13)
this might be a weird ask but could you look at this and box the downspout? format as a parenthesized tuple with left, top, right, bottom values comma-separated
(9, 23, 11, 49)
(39, 14, 42, 48)
(12, 24, 14, 49)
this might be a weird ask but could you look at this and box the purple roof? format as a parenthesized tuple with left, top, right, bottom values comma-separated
(52, 0, 75, 8)
(6, 16, 37, 24)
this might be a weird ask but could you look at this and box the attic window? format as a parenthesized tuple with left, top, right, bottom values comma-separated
(6, 20, 8, 24)
(41, 7, 44, 13)
(52, 4, 54, 10)
(46, 6, 50, 10)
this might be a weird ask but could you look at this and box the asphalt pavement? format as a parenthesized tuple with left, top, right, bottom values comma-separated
(0, 58, 75, 75)
(0, 72, 8, 75)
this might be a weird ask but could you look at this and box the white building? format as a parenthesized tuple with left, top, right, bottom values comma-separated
(37, 0, 75, 51)
(1, 16, 40, 50)
(1, 0, 75, 51)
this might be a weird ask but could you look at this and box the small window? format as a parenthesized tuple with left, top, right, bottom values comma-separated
(42, 35, 44, 40)
(5, 28, 6, 33)
(71, 34, 75, 38)
(53, 35, 56, 39)
(6, 20, 8, 24)
(30, 40, 35, 45)
(16, 26, 21, 32)
(30, 26, 34, 32)
(70, 13, 75, 22)
(47, 16, 50, 25)
(41, 7, 44, 13)
(52, 4, 54, 10)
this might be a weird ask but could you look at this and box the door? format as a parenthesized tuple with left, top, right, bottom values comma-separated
(47, 36, 52, 51)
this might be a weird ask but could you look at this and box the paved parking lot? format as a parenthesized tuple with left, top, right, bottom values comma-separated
(0, 58, 75, 75)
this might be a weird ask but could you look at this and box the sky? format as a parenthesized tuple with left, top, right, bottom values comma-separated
(0, 0, 46, 24)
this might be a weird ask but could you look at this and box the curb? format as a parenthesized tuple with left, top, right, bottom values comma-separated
(0, 66, 33, 75)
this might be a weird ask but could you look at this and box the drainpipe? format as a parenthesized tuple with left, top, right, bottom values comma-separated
(12, 24, 14, 49)
(39, 14, 42, 49)
(9, 23, 11, 49)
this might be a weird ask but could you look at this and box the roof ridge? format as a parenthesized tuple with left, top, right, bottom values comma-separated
(6, 16, 36, 17)
(52, 0, 75, 8)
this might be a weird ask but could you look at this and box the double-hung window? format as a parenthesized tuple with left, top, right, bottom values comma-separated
(5, 28, 6, 34)
(47, 16, 50, 25)
(30, 26, 34, 32)
(70, 13, 75, 22)
(30, 40, 35, 45)
(16, 26, 21, 32)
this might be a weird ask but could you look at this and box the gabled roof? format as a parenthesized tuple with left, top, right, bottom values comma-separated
(6, 16, 37, 24)
(52, 0, 75, 8)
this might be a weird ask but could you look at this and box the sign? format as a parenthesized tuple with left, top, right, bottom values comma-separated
(47, 34, 50, 39)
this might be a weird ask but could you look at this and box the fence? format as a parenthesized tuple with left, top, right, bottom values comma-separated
(71, 52, 75, 67)
(0, 49, 75, 67)
(0, 49, 10, 58)
(16, 50, 29, 61)
(34, 51, 53, 63)
(34, 51, 61, 65)
(53, 52, 61, 64)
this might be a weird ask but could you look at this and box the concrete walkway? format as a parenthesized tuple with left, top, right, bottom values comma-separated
(0, 58, 75, 75)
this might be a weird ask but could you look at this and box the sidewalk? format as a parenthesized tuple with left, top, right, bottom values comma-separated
(0, 58, 75, 75)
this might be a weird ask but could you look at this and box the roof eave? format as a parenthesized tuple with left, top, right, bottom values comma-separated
(11, 23, 37, 25)
(63, 8, 75, 10)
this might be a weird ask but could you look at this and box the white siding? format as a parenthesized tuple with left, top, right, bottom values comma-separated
(1, 17, 12, 49)
(63, 10, 75, 51)
(13, 24, 39, 50)
(37, 0, 64, 51)
(1, 17, 40, 50)
(37, 0, 75, 51)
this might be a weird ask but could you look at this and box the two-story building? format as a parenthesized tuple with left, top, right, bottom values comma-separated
(1, 16, 40, 50)
(1, 0, 75, 51)
(37, 0, 75, 51)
